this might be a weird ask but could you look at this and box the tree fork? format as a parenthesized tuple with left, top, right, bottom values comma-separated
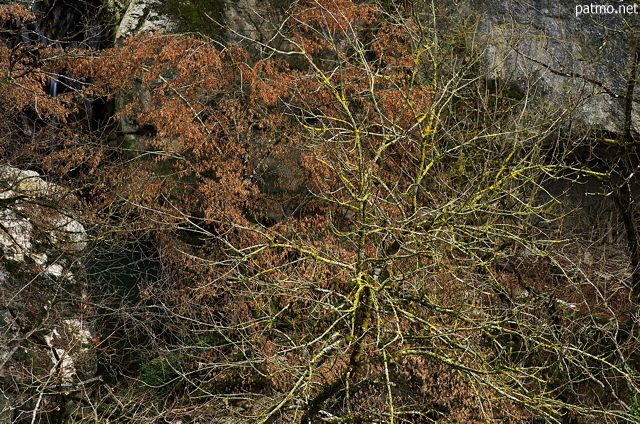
(299, 283, 373, 423)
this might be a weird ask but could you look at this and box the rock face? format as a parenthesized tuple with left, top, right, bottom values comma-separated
(455, 0, 637, 135)
(114, 0, 178, 45)
(107, 0, 640, 137)
(0, 166, 96, 424)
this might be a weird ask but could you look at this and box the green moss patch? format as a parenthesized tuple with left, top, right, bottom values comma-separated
(164, 0, 223, 38)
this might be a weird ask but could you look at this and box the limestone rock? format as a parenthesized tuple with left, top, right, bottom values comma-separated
(43, 318, 97, 382)
(0, 166, 95, 424)
(0, 165, 86, 260)
(459, 0, 638, 135)
(115, 0, 178, 45)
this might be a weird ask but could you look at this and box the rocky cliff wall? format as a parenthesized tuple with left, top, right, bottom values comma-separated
(461, 0, 639, 136)
(106, 0, 640, 137)
(0, 166, 96, 424)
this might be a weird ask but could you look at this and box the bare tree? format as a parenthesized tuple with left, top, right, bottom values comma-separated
(3, 0, 640, 423)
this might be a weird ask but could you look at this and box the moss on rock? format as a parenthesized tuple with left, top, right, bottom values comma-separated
(164, 0, 223, 38)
